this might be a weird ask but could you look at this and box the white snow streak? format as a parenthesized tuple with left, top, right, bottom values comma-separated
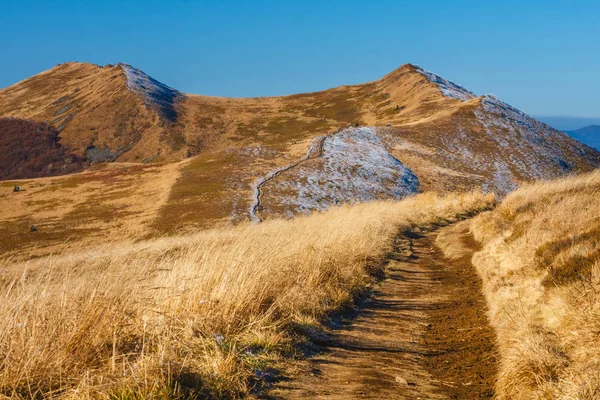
(474, 94, 583, 193)
(414, 66, 476, 101)
(120, 63, 181, 120)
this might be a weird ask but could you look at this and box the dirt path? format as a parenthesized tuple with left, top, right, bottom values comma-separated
(263, 220, 497, 399)
(250, 134, 329, 222)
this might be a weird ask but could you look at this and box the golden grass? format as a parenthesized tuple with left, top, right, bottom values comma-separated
(470, 170, 600, 399)
(0, 191, 492, 399)
(0, 162, 181, 259)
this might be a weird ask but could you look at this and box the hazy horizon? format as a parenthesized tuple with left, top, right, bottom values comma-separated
(535, 116, 600, 131)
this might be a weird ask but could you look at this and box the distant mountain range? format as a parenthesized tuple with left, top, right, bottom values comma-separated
(535, 116, 600, 131)
(565, 125, 600, 151)
(533, 116, 600, 150)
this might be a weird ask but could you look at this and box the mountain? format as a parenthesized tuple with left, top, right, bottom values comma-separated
(535, 116, 600, 131)
(0, 62, 187, 167)
(1, 62, 600, 255)
(566, 125, 600, 150)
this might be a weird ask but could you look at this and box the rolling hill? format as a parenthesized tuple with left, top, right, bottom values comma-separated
(1, 62, 599, 256)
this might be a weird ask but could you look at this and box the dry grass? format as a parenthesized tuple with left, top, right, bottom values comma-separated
(0, 191, 492, 399)
(0, 161, 182, 259)
(470, 170, 600, 399)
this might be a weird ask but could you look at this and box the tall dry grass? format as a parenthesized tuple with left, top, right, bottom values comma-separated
(471, 170, 600, 399)
(0, 191, 492, 399)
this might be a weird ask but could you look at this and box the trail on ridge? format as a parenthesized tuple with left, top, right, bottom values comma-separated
(250, 135, 328, 222)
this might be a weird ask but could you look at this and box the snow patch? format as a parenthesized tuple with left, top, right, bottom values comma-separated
(474, 94, 589, 194)
(249, 136, 327, 222)
(257, 127, 419, 217)
(120, 63, 181, 121)
(414, 66, 476, 101)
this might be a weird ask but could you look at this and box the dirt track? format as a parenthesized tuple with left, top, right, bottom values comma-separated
(264, 220, 497, 399)
(250, 134, 329, 222)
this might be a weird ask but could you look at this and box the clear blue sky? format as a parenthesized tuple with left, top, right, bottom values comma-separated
(1, 0, 599, 118)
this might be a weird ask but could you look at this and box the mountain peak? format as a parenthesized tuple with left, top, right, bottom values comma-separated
(566, 125, 600, 151)
(413, 66, 476, 101)
(572, 124, 600, 133)
(118, 63, 182, 122)
(381, 63, 476, 103)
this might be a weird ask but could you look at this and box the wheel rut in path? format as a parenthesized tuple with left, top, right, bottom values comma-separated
(263, 220, 497, 399)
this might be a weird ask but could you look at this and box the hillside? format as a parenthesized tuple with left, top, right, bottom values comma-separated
(471, 171, 600, 399)
(1, 63, 599, 257)
(0, 117, 83, 179)
(0, 62, 186, 165)
(567, 124, 600, 150)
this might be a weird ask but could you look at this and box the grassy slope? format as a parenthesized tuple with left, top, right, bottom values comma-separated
(0, 63, 173, 163)
(470, 170, 600, 399)
(0, 191, 493, 399)
(0, 162, 182, 258)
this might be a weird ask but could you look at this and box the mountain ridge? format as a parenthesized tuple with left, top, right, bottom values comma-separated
(1, 62, 599, 248)
(0, 61, 487, 172)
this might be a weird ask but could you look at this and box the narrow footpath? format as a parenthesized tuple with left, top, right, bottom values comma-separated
(264, 220, 497, 399)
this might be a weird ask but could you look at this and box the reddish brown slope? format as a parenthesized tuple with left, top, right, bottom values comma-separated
(0, 117, 83, 180)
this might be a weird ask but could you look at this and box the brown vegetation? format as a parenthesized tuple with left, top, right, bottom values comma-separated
(470, 170, 600, 399)
(0, 117, 83, 179)
(0, 191, 492, 399)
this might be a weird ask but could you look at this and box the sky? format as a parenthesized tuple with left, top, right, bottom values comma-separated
(1, 0, 599, 119)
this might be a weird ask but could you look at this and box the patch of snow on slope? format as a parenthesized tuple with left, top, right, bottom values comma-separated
(477, 94, 577, 158)
(473, 94, 588, 193)
(120, 63, 182, 121)
(264, 127, 419, 216)
(414, 66, 476, 101)
(488, 161, 519, 194)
